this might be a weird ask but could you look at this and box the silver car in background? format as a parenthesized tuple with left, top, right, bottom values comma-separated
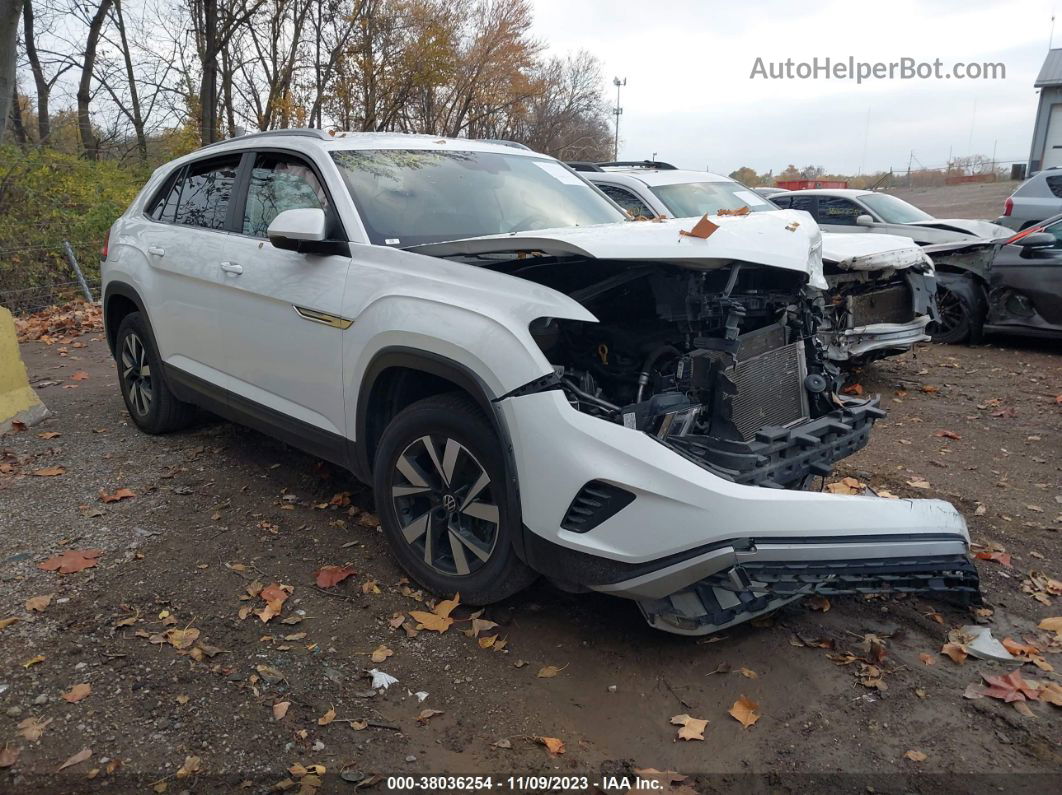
(997, 169, 1062, 231)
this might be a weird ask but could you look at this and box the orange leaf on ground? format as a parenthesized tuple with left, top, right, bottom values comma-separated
(272, 701, 291, 720)
(975, 551, 1012, 568)
(728, 696, 760, 728)
(933, 430, 961, 440)
(32, 466, 65, 477)
(904, 750, 927, 762)
(670, 713, 708, 741)
(57, 747, 91, 771)
(25, 594, 53, 612)
(0, 746, 20, 768)
(1002, 638, 1040, 659)
(99, 488, 135, 503)
(941, 643, 968, 664)
(536, 736, 565, 755)
(38, 549, 102, 574)
(314, 564, 355, 588)
(62, 683, 91, 703)
(70, 370, 89, 381)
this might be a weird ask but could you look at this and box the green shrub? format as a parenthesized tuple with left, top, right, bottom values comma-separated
(0, 146, 146, 295)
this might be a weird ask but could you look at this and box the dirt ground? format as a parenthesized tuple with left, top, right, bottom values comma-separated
(885, 181, 1017, 221)
(1, 327, 1060, 793)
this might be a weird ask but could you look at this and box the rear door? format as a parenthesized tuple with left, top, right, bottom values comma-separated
(813, 196, 869, 234)
(217, 150, 353, 455)
(139, 153, 243, 387)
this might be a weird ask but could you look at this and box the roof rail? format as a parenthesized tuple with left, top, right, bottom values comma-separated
(566, 161, 604, 172)
(197, 128, 335, 151)
(478, 138, 532, 150)
(597, 160, 677, 170)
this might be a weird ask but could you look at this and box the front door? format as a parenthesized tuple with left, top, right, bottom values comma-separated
(218, 151, 353, 456)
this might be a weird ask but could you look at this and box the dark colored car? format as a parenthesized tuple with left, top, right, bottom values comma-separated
(929, 219, 1062, 342)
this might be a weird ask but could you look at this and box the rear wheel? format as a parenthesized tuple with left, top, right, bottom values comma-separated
(373, 393, 535, 604)
(115, 312, 196, 433)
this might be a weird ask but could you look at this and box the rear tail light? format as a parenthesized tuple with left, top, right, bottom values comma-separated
(1003, 197, 1013, 217)
(101, 228, 110, 259)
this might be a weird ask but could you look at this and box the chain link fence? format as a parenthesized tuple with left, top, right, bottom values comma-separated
(0, 240, 100, 315)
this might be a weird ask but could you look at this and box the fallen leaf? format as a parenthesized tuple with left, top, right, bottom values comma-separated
(32, 466, 65, 477)
(409, 610, 453, 633)
(0, 617, 17, 631)
(904, 750, 927, 762)
(99, 488, 135, 503)
(906, 479, 931, 489)
(1038, 616, 1062, 636)
(1039, 682, 1062, 706)
(492, 738, 512, 749)
(728, 696, 760, 728)
(370, 644, 393, 663)
(825, 476, 864, 495)
(273, 701, 291, 720)
(980, 669, 1039, 702)
(737, 667, 758, 679)
(478, 634, 498, 649)
(318, 706, 336, 726)
(0, 746, 19, 769)
(38, 431, 61, 439)
(71, 370, 89, 381)
(536, 736, 565, 755)
(23, 655, 45, 668)
(975, 550, 1013, 568)
(919, 653, 936, 666)
(165, 627, 201, 650)
(470, 617, 499, 637)
(933, 430, 961, 440)
(1002, 637, 1041, 659)
(941, 642, 968, 664)
(841, 383, 864, 396)
(57, 747, 91, 771)
(176, 755, 201, 778)
(670, 713, 708, 741)
(62, 683, 91, 703)
(807, 595, 831, 612)
(350, 719, 368, 731)
(17, 717, 52, 742)
(920, 384, 939, 394)
(314, 565, 355, 588)
(416, 709, 444, 724)
(25, 594, 53, 612)
(537, 664, 567, 678)
(38, 548, 102, 574)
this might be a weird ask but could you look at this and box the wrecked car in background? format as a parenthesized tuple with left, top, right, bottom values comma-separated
(570, 162, 938, 365)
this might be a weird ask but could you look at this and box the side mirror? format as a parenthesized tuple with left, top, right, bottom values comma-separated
(1016, 231, 1055, 249)
(267, 208, 327, 251)
(855, 214, 874, 227)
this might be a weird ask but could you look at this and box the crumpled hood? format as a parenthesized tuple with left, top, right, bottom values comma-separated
(905, 218, 1013, 242)
(821, 232, 932, 272)
(409, 211, 829, 289)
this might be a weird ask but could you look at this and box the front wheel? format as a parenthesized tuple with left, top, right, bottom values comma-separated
(931, 278, 983, 345)
(114, 312, 196, 433)
(373, 393, 536, 605)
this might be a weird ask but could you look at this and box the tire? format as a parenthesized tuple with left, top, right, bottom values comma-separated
(114, 312, 196, 434)
(373, 393, 536, 605)
(931, 278, 983, 345)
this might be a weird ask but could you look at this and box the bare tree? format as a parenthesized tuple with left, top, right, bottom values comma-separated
(75, 0, 112, 159)
(0, 0, 21, 141)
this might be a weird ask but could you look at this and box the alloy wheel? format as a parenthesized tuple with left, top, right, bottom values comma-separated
(121, 332, 153, 416)
(934, 286, 966, 339)
(390, 435, 500, 577)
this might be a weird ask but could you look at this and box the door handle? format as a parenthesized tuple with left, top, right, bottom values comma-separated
(147, 246, 165, 256)
(220, 261, 243, 275)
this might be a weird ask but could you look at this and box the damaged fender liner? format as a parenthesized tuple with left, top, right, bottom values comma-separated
(639, 554, 982, 636)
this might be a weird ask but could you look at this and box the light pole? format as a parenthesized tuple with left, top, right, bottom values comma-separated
(613, 77, 626, 161)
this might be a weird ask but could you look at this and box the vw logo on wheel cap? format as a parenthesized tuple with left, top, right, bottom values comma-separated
(442, 493, 458, 513)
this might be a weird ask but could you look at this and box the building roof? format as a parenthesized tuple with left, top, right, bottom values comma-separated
(1035, 48, 1062, 87)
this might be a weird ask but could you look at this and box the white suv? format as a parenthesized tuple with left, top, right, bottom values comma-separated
(101, 131, 978, 635)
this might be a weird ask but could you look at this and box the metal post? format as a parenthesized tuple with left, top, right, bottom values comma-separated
(63, 241, 94, 303)
(612, 77, 626, 161)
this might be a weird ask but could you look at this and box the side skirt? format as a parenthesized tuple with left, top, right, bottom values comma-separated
(163, 364, 359, 474)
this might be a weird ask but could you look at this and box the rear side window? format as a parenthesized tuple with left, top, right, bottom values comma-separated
(1045, 175, 1062, 198)
(598, 184, 655, 218)
(148, 168, 184, 223)
(174, 157, 241, 229)
(243, 153, 328, 238)
(817, 196, 863, 225)
(789, 195, 816, 213)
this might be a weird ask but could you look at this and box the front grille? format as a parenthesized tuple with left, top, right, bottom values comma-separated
(727, 341, 808, 441)
(847, 284, 915, 326)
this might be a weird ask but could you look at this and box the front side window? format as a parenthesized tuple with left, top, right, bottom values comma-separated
(858, 193, 934, 224)
(816, 196, 864, 226)
(649, 181, 775, 218)
(173, 156, 241, 230)
(330, 149, 625, 247)
(243, 153, 329, 238)
(597, 184, 656, 218)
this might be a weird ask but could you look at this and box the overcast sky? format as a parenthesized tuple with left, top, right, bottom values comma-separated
(531, 0, 1054, 175)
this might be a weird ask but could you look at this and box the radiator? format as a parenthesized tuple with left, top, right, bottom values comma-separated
(846, 284, 915, 326)
(727, 340, 809, 440)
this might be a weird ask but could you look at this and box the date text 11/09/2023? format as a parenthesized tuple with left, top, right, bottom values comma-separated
(384, 775, 665, 791)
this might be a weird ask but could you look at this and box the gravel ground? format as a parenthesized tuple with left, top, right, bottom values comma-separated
(885, 181, 1018, 221)
(1, 330, 1060, 792)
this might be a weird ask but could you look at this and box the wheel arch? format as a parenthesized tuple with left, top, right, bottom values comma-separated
(103, 281, 148, 356)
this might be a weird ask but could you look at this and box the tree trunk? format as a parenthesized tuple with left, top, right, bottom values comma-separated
(8, 86, 27, 143)
(23, 0, 50, 142)
(113, 0, 146, 162)
(199, 0, 218, 144)
(0, 0, 20, 143)
(77, 0, 113, 160)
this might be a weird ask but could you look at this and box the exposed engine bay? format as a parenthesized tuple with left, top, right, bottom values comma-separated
(489, 257, 885, 489)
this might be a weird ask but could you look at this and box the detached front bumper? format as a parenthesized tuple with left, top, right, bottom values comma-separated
(500, 389, 978, 634)
(821, 315, 932, 362)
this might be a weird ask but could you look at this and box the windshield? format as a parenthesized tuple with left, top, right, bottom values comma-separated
(858, 193, 934, 224)
(331, 149, 626, 246)
(649, 181, 776, 218)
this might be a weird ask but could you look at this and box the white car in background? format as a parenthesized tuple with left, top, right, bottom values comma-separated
(572, 162, 939, 364)
(101, 133, 978, 636)
(769, 188, 1013, 244)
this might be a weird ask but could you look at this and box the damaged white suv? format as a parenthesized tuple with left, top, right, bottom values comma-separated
(102, 131, 979, 635)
